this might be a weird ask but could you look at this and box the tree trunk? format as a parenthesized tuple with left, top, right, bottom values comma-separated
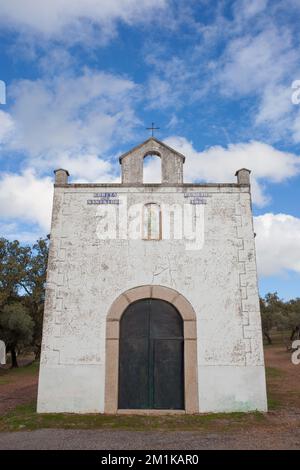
(34, 344, 41, 360)
(263, 331, 272, 345)
(290, 326, 300, 341)
(10, 347, 18, 368)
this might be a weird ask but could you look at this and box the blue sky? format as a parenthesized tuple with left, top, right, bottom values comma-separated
(0, 0, 300, 300)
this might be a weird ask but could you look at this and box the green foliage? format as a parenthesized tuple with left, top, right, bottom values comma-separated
(0, 302, 34, 348)
(0, 237, 49, 363)
(260, 293, 282, 344)
(23, 238, 49, 356)
(260, 292, 300, 344)
(0, 238, 31, 306)
(278, 298, 300, 340)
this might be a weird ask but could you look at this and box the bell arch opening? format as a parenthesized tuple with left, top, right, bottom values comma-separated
(143, 153, 162, 183)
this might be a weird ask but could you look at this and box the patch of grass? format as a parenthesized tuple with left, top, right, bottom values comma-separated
(287, 391, 300, 398)
(267, 396, 281, 410)
(0, 402, 266, 433)
(265, 366, 284, 379)
(0, 361, 39, 385)
(265, 366, 287, 410)
(0, 378, 10, 385)
(10, 361, 39, 375)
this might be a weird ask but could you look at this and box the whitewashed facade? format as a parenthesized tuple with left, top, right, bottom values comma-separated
(37, 137, 267, 414)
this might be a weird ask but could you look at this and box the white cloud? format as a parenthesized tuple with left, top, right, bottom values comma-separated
(214, 22, 300, 141)
(57, 152, 119, 182)
(146, 76, 174, 109)
(0, 0, 167, 43)
(38, 48, 75, 75)
(255, 84, 293, 125)
(5, 69, 139, 174)
(0, 170, 53, 232)
(0, 163, 117, 242)
(163, 136, 300, 206)
(145, 55, 197, 109)
(235, 0, 268, 19)
(254, 213, 300, 276)
(167, 114, 180, 129)
(219, 28, 297, 97)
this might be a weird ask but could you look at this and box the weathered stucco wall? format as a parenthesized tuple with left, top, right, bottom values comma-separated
(37, 182, 267, 413)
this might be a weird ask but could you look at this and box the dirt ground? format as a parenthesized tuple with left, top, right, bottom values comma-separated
(266, 345, 300, 408)
(0, 345, 300, 449)
(0, 356, 38, 414)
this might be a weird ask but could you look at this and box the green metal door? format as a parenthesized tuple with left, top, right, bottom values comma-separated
(118, 298, 184, 409)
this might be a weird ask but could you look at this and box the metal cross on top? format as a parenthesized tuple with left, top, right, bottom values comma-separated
(146, 122, 160, 137)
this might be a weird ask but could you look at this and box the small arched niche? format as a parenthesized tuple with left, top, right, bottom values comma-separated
(143, 203, 161, 240)
(143, 152, 162, 183)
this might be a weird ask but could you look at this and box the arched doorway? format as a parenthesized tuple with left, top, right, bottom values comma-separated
(118, 299, 184, 410)
(105, 285, 199, 414)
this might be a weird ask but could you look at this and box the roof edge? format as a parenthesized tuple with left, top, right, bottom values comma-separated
(119, 137, 186, 163)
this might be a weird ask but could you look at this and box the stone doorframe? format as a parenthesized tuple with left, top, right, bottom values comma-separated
(104, 285, 199, 414)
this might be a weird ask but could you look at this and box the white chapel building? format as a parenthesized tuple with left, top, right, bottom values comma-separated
(37, 137, 268, 414)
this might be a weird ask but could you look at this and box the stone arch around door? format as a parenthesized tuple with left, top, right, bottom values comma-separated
(104, 285, 199, 414)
